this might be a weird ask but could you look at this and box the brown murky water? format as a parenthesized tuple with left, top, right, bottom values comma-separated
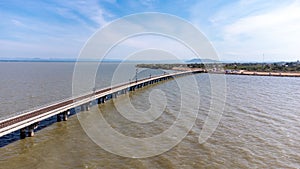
(0, 62, 300, 168)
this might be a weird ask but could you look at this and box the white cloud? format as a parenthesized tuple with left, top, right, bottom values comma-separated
(0, 0, 113, 58)
(223, 1, 300, 36)
(4, 0, 299, 61)
(11, 19, 25, 27)
(218, 1, 300, 61)
(139, 0, 157, 8)
(53, 0, 111, 27)
(191, 0, 300, 62)
(80, 13, 218, 61)
(105, 34, 196, 61)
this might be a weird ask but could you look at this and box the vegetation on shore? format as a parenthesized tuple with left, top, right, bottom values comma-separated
(137, 61, 300, 72)
(225, 62, 300, 72)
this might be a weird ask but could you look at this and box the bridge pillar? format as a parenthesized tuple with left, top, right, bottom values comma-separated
(86, 103, 90, 111)
(27, 123, 38, 137)
(100, 97, 103, 103)
(20, 128, 26, 139)
(28, 126, 34, 137)
(98, 97, 104, 104)
(63, 110, 69, 121)
(57, 113, 62, 122)
(103, 96, 107, 103)
(80, 104, 89, 111)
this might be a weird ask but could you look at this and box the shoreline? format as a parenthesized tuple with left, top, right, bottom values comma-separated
(224, 70, 300, 77)
(172, 67, 300, 77)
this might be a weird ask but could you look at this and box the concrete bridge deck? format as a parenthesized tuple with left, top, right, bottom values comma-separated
(0, 70, 203, 138)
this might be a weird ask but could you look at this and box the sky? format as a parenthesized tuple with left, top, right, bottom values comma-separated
(0, 0, 300, 62)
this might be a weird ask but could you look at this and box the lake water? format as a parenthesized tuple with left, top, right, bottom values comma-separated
(0, 62, 299, 168)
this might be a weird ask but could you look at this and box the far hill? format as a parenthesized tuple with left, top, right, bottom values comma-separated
(186, 58, 220, 63)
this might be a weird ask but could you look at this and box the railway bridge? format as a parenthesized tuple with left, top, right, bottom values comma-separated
(0, 70, 203, 139)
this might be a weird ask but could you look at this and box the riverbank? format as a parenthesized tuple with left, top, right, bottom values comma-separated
(170, 67, 300, 77)
(137, 64, 300, 77)
(151, 66, 300, 77)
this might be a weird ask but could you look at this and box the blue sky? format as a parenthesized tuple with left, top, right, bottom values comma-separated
(0, 0, 300, 62)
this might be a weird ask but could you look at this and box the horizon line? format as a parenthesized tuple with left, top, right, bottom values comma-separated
(0, 57, 299, 64)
